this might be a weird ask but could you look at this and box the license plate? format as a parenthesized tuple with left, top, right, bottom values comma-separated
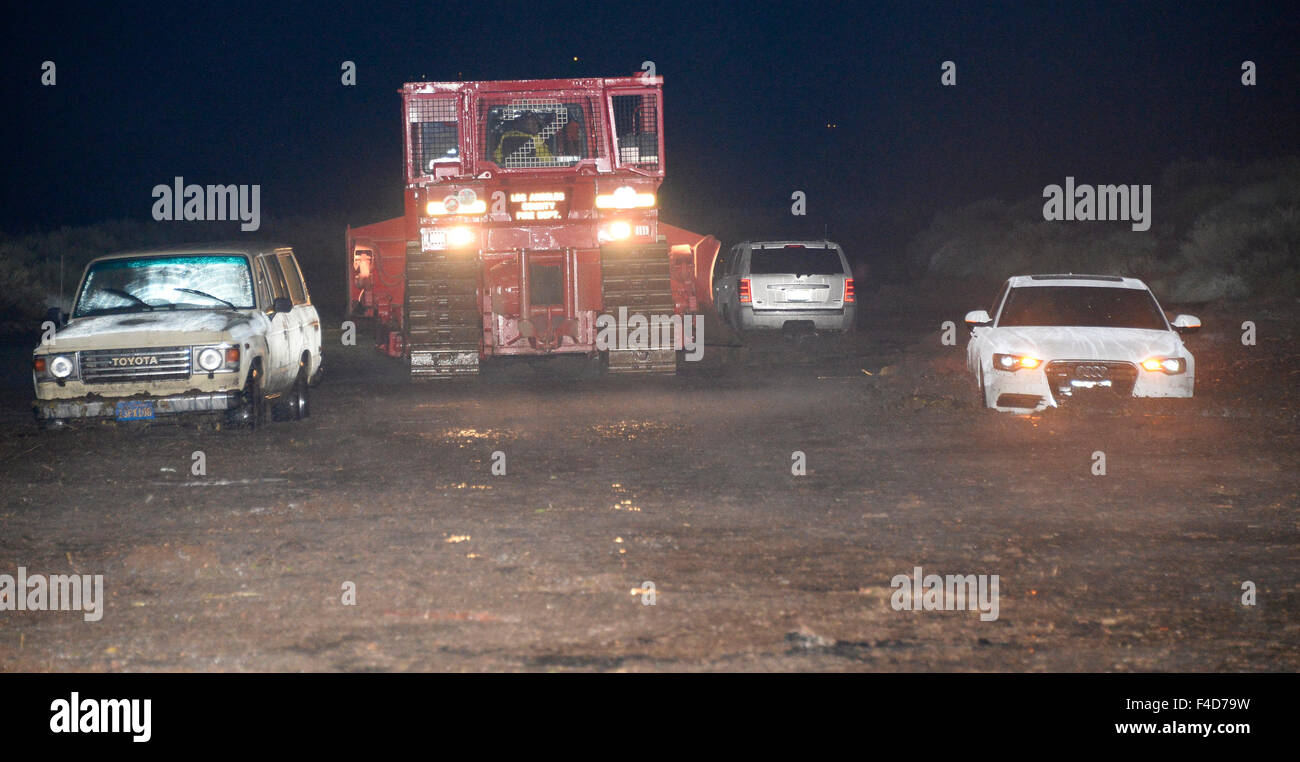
(786, 289, 812, 302)
(433, 351, 477, 367)
(115, 400, 155, 421)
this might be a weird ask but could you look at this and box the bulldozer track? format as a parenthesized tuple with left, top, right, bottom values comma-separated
(601, 242, 678, 374)
(404, 244, 482, 377)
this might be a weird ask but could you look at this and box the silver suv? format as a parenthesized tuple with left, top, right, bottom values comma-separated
(713, 240, 855, 332)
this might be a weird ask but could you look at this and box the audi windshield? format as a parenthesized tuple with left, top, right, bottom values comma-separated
(997, 286, 1168, 330)
(73, 255, 255, 318)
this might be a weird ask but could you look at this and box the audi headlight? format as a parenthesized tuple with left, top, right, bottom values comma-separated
(1141, 357, 1184, 374)
(49, 354, 74, 379)
(993, 353, 1041, 371)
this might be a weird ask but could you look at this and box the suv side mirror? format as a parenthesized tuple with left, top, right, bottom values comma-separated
(964, 309, 992, 327)
(44, 307, 65, 327)
(1171, 314, 1201, 334)
(272, 297, 294, 315)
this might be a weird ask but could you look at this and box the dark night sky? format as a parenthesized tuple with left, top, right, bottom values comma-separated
(3, 1, 1296, 257)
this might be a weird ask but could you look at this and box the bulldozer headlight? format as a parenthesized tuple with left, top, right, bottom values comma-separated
(596, 186, 655, 209)
(447, 226, 475, 247)
(427, 198, 487, 216)
(606, 221, 632, 240)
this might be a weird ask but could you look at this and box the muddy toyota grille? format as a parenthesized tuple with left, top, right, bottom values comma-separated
(80, 346, 193, 383)
(1045, 360, 1137, 402)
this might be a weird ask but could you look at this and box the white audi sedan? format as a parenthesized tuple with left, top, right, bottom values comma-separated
(965, 275, 1200, 412)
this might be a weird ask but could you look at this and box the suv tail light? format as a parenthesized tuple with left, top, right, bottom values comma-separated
(844, 278, 855, 303)
(739, 278, 752, 304)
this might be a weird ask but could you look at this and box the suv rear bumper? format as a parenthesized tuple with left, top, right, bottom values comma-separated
(34, 391, 243, 421)
(736, 305, 855, 331)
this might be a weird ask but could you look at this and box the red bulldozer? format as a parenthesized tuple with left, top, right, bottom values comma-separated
(346, 75, 720, 377)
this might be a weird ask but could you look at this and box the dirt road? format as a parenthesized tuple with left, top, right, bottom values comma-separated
(1, 296, 1295, 671)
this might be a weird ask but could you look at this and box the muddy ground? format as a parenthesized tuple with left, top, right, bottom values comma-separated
(0, 289, 1296, 672)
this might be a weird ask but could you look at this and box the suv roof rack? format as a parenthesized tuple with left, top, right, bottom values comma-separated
(740, 240, 840, 248)
(1029, 274, 1124, 282)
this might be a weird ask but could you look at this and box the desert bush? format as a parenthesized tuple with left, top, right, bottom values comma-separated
(1169, 163, 1300, 301)
(0, 216, 347, 324)
(0, 254, 46, 333)
(908, 156, 1300, 303)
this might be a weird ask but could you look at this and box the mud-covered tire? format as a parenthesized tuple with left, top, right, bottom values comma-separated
(272, 364, 311, 422)
(290, 364, 310, 420)
(242, 365, 268, 429)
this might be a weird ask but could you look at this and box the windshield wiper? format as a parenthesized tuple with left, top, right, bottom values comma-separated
(76, 306, 137, 318)
(102, 287, 153, 310)
(174, 288, 236, 309)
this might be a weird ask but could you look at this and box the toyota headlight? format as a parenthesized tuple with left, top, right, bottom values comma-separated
(197, 347, 224, 371)
(49, 355, 74, 379)
(193, 345, 240, 374)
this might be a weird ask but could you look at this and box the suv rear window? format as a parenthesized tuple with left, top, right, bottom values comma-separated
(749, 246, 844, 276)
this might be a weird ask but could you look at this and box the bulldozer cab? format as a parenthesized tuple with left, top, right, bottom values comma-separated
(404, 78, 664, 181)
(483, 103, 590, 168)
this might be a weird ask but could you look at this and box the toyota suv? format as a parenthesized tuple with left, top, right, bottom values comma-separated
(713, 240, 855, 332)
(33, 242, 322, 429)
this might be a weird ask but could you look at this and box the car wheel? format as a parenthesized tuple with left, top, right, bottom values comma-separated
(978, 366, 991, 409)
(243, 365, 267, 429)
(290, 364, 310, 420)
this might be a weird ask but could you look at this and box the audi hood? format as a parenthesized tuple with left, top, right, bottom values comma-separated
(983, 326, 1186, 363)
